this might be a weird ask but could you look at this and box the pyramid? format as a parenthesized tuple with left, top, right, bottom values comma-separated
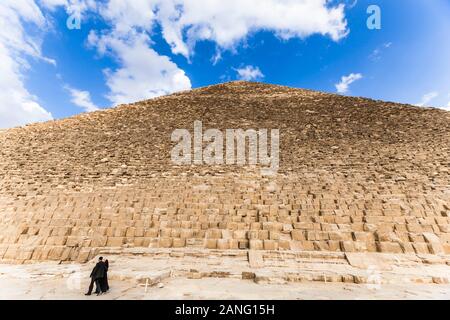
(0, 81, 449, 265)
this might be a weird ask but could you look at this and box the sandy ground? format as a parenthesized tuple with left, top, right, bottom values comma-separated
(0, 264, 449, 300)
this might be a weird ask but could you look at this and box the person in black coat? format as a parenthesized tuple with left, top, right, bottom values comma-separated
(85, 257, 107, 296)
(101, 259, 110, 292)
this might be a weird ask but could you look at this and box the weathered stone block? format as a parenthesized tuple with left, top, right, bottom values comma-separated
(205, 239, 217, 249)
(291, 230, 305, 241)
(340, 241, 355, 252)
(413, 243, 430, 254)
(263, 240, 278, 250)
(249, 240, 263, 250)
(376, 242, 403, 253)
(172, 238, 186, 248)
(217, 239, 230, 250)
(106, 237, 124, 247)
(159, 237, 173, 248)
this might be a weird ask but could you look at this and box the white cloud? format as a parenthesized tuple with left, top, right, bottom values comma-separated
(91, 0, 347, 104)
(98, 0, 155, 35)
(335, 73, 363, 94)
(369, 42, 392, 61)
(0, 0, 53, 129)
(40, 0, 97, 14)
(65, 86, 99, 112)
(155, 0, 348, 58)
(96, 0, 348, 58)
(235, 65, 264, 81)
(88, 31, 191, 106)
(416, 91, 439, 107)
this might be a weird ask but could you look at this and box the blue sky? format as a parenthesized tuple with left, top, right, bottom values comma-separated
(1, 0, 450, 128)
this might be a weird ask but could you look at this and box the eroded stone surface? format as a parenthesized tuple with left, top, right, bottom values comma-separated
(0, 81, 449, 264)
(0, 249, 449, 300)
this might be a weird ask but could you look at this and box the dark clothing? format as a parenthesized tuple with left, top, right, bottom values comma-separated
(95, 279, 103, 293)
(90, 261, 107, 280)
(86, 260, 107, 295)
(101, 260, 110, 292)
(86, 278, 102, 295)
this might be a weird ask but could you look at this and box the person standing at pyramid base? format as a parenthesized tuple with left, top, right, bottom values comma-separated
(85, 257, 107, 296)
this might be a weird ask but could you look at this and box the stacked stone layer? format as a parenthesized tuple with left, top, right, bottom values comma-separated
(0, 81, 449, 263)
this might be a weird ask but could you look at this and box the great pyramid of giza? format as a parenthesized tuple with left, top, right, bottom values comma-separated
(0, 81, 449, 284)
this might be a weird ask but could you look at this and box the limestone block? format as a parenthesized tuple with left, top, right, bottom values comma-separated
(171, 229, 181, 238)
(249, 240, 263, 250)
(55, 227, 72, 237)
(263, 240, 278, 250)
(250, 222, 261, 230)
(30, 247, 43, 260)
(229, 239, 239, 249)
(406, 224, 422, 233)
(91, 236, 107, 247)
(305, 231, 318, 241)
(291, 230, 305, 241)
(206, 229, 222, 239)
(327, 240, 341, 252)
(106, 237, 124, 247)
(77, 248, 92, 263)
(269, 231, 280, 240)
(400, 242, 415, 254)
(422, 232, 441, 243)
(321, 223, 339, 232)
(340, 241, 355, 252)
(66, 236, 84, 247)
(148, 238, 160, 248)
(160, 228, 172, 237)
(173, 238, 186, 248)
(293, 222, 314, 230)
(422, 233, 444, 254)
(376, 242, 403, 253)
(233, 230, 246, 239)
(353, 241, 368, 252)
(133, 238, 145, 247)
(278, 240, 290, 250)
(221, 230, 232, 239)
(217, 239, 230, 250)
(375, 231, 401, 243)
(258, 230, 269, 240)
(3, 247, 18, 260)
(159, 237, 173, 248)
(145, 229, 159, 237)
(60, 247, 73, 261)
(282, 224, 293, 233)
(113, 227, 127, 237)
(352, 232, 374, 242)
(47, 246, 64, 260)
(247, 230, 259, 240)
(428, 242, 444, 255)
(302, 241, 315, 251)
(105, 227, 115, 237)
(134, 227, 145, 237)
(125, 227, 136, 237)
(45, 236, 66, 246)
(203, 239, 215, 249)
(443, 244, 450, 254)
